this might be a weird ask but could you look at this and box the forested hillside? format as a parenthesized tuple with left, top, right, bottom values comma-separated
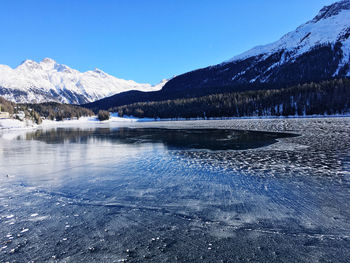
(113, 79, 350, 119)
(0, 96, 16, 113)
(21, 102, 94, 120)
(1, 96, 93, 121)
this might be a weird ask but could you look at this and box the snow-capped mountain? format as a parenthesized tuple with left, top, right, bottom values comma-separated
(161, 0, 350, 93)
(0, 58, 167, 104)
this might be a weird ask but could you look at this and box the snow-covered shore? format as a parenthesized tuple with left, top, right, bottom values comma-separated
(0, 114, 145, 131)
(1, 114, 350, 133)
(0, 118, 35, 130)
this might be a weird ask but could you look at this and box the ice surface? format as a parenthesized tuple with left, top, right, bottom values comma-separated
(0, 118, 350, 262)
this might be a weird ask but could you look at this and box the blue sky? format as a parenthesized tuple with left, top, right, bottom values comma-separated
(1, 0, 336, 84)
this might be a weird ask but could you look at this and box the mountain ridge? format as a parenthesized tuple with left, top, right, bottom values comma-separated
(163, 0, 350, 90)
(222, 0, 350, 71)
(0, 58, 168, 104)
(85, 0, 350, 112)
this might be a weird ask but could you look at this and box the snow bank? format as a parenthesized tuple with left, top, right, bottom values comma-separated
(0, 119, 34, 130)
(2, 113, 349, 133)
(0, 113, 152, 132)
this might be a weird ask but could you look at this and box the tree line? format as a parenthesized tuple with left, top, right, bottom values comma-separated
(0, 96, 16, 114)
(113, 78, 350, 119)
(1, 97, 94, 123)
(22, 102, 94, 121)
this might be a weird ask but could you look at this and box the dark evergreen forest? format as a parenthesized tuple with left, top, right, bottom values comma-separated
(22, 102, 94, 120)
(113, 79, 350, 119)
(1, 97, 94, 121)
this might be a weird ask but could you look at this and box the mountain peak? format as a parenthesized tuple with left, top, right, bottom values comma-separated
(225, 0, 350, 63)
(17, 59, 41, 70)
(312, 0, 350, 22)
(41, 57, 56, 64)
(0, 59, 167, 104)
(93, 68, 105, 74)
(20, 59, 36, 65)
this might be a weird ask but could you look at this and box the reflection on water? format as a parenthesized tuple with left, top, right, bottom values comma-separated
(22, 127, 296, 150)
(0, 127, 349, 262)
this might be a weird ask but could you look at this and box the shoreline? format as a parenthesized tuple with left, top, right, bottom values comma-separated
(2, 116, 350, 162)
(2, 117, 350, 166)
(1, 114, 350, 133)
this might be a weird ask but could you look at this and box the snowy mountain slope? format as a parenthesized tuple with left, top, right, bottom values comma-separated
(227, 1, 350, 64)
(0, 58, 167, 104)
(161, 0, 350, 93)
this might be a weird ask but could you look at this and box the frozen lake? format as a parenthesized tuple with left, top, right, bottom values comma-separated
(1, 122, 350, 262)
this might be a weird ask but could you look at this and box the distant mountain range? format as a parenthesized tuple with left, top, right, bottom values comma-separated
(0, 58, 168, 104)
(1, 0, 350, 114)
(86, 0, 350, 111)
